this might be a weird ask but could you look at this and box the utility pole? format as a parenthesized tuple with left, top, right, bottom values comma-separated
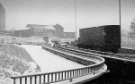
(119, 0, 122, 47)
(119, 0, 121, 27)
(74, 0, 78, 40)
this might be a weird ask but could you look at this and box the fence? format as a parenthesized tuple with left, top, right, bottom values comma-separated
(11, 64, 105, 84)
(11, 45, 106, 84)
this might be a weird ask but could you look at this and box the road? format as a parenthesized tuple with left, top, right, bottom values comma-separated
(20, 45, 84, 73)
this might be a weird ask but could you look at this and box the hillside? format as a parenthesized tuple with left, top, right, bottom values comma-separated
(0, 44, 40, 84)
(0, 44, 34, 62)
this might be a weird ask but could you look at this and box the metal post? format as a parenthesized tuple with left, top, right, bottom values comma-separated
(58, 72, 60, 81)
(64, 72, 66, 80)
(55, 73, 57, 82)
(13, 78, 16, 84)
(74, 0, 78, 40)
(39, 75, 41, 84)
(35, 76, 37, 84)
(30, 77, 32, 84)
(43, 74, 46, 83)
(51, 73, 53, 82)
(119, 0, 121, 27)
(119, 0, 122, 47)
(61, 72, 63, 80)
(25, 77, 27, 84)
(67, 71, 69, 79)
(48, 74, 50, 83)
(20, 78, 22, 84)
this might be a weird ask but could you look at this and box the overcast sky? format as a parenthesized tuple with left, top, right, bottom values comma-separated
(0, 0, 135, 32)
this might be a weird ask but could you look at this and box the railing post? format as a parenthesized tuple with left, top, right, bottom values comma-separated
(30, 77, 32, 84)
(70, 70, 72, 78)
(87, 67, 89, 74)
(73, 70, 75, 77)
(47, 74, 50, 83)
(84, 68, 87, 75)
(20, 77, 22, 84)
(66, 71, 69, 79)
(84, 68, 86, 75)
(61, 72, 63, 80)
(13, 78, 16, 84)
(54, 73, 57, 82)
(35, 75, 37, 84)
(51, 73, 53, 82)
(82, 69, 84, 75)
(69, 70, 73, 82)
(25, 77, 27, 84)
(92, 68, 96, 75)
(88, 67, 90, 74)
(74, 70, 76, 77)
(57, 73, 60, 81)
(76, 70, 78, 77)
(79, 69, 81, 76)
(39, 75, 41, 84)
(43, 74, 46, 83)
(75, 70, 77, 77)
(64, 72, 67, 80)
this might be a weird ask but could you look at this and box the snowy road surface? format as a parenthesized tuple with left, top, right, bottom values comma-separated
(20, 45, 84, 73)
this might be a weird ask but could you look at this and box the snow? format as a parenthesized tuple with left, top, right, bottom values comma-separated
(20, 45, 84, 73)
(8, 45, 106, 84)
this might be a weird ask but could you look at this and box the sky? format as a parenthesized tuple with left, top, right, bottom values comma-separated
(0, 0, 120, 32)
(0, 0, 135, 32)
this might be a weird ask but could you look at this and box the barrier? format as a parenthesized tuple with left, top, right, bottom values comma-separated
(11, 45, 107, 84)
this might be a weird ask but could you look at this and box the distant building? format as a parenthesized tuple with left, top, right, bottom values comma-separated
(1, 23, 76, 41)
(0, 3, 5, 31)
(64, 32, 75, 38)
(53, 24, 64, 37)
(0, 24, 76, 42)
(26, 24, 55, 37)
(12, 29, 33, 37)
(26, 24, 65, 37)
(26, 24, 55, 31)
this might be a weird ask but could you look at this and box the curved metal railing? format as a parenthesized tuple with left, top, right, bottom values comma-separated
(64, 45, 135, 62)
(11, 45, 107, 84)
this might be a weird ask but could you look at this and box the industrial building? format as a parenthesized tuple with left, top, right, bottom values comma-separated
(78, 25, 121, 52)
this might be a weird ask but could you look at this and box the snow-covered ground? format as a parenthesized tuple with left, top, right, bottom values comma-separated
(20, 45, 84, 73)
(9, 45, 106, 84)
